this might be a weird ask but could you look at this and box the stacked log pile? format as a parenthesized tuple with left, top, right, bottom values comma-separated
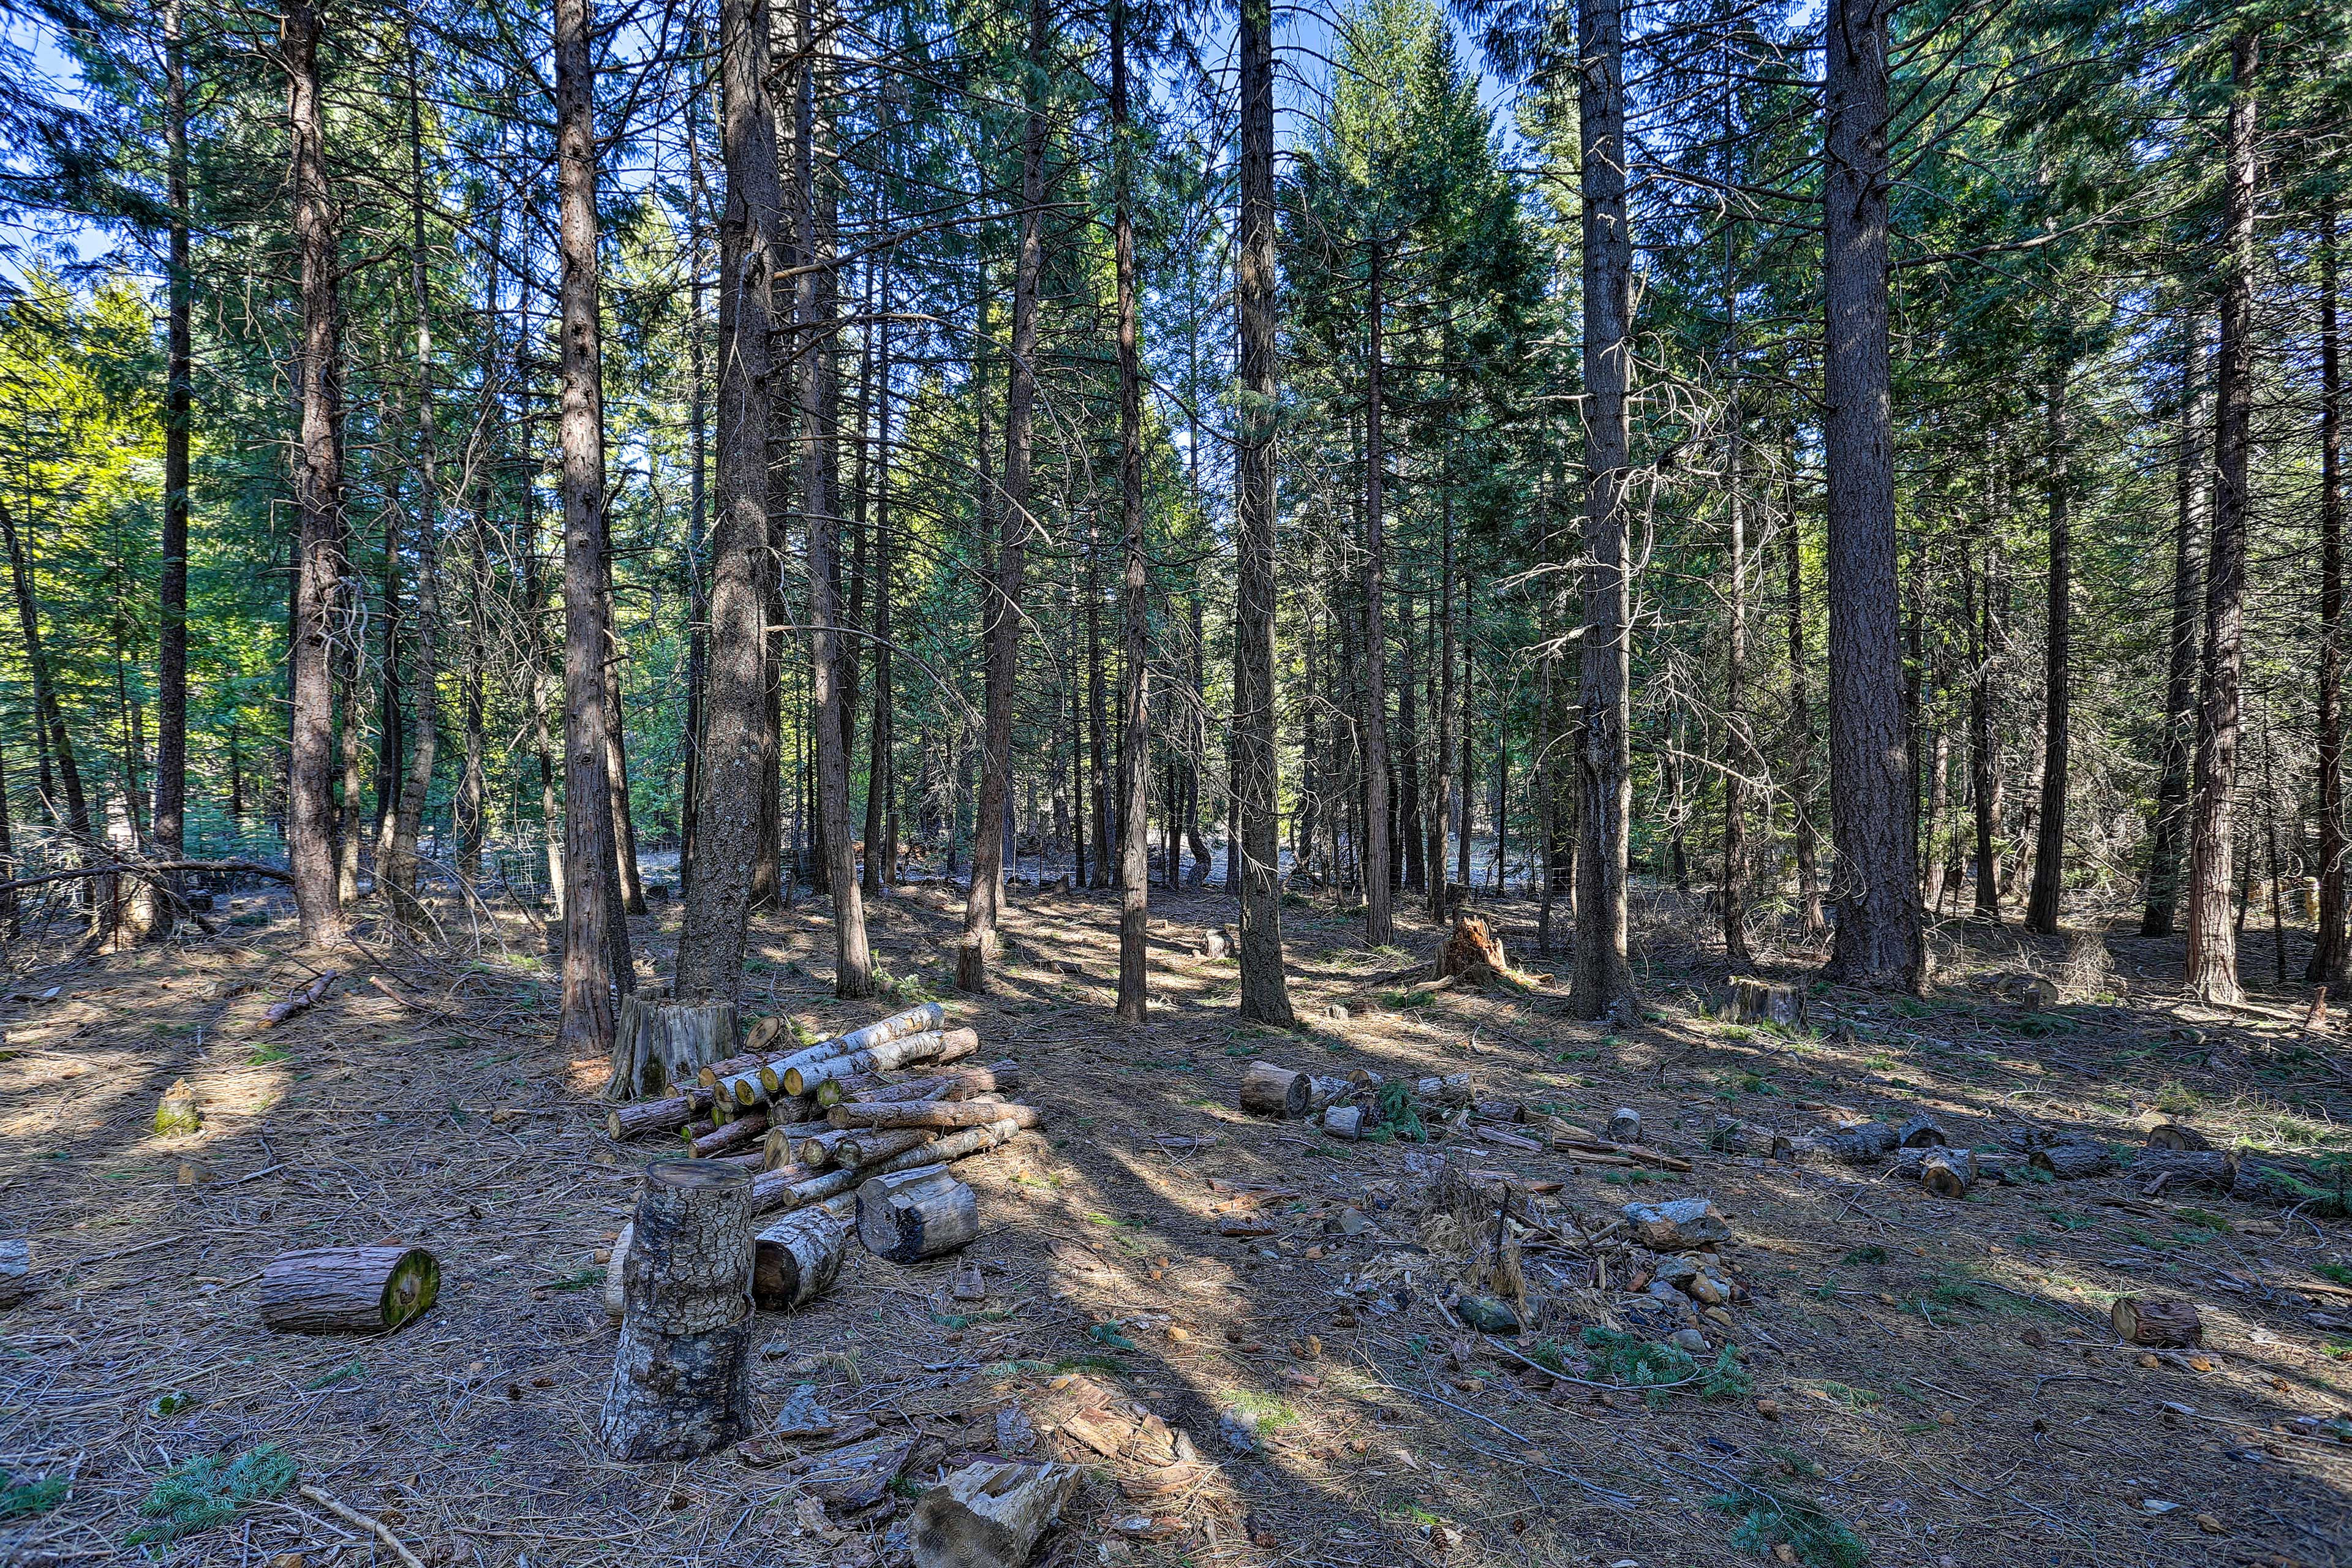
(601, 1001, 1043, 1292)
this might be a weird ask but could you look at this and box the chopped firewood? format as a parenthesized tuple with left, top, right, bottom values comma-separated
(1322, 1105, 1363, 1139)
(1415, 1073, 1475, 1107)
(2031, 1142, 2115, 1179)
(1238, 1061, 1310, 1119)
(827, 1098, 1041, 1133)
(1792, 1123, 1897, 1164)
(1896, 1115, 1948, 1148)
(911, 1459, 1082, 1568)
(600, 1161, 758, 1460)
(1891, 1147, 2008, 1185)
(858, 1166, 980, 1262)
(1709, 1115, 1787, 1158)
(259, 1245, 439, 1334)
(690, 1109, 770, 1158)
(1917, 1148, 1974, 1199)
(2112, 1294, 2202, 1347)
(262, 970, 338, 1028)
(753, 1210, 850, 1311)
(607, 1088, 717, 1142)
(827, 1127, 938, 1169)
(1, 1237, 29, 1306)
(603, 996, 737, 1103)
(783, 1027, 981, 1098)
(2132, 1149, 2236, 1191)
(730, 1003, 947, 1102)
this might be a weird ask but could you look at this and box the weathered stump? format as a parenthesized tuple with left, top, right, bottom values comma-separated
(1729, 976, 1806, 1031)
(1437, 912, 1510, 984)
(598, 1159, 756, 1461)
(603, 996, 739, 1103)
(911, 1460, 1081, 1568)
(258, 1246, 439, 1334)
(1607, 1107, 1642, 1145)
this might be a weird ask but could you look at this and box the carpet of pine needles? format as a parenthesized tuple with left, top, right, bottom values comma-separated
(2, 866, 2350, 1568)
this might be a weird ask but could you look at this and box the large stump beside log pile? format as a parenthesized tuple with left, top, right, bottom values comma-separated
(600, 1159, 757, 1461)
(603, 996, 739, 1103)
(258, 1245, 439, 1334)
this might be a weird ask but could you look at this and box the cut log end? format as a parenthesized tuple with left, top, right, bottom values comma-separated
(858, 1166, 980, 1264)
(258, 1245, 439, 1334)
(1238, 1061, 1310, 1120)
(1918, 1149, 1974, 1199)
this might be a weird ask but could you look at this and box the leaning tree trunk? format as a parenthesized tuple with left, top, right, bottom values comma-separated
(2187, 32, 2259, 1006)
(1820, 0, 1921, 989)
(676, 0, 782, 1006)
(1573, 0, 1637, 1020)
(600, 1161, 757, 1460)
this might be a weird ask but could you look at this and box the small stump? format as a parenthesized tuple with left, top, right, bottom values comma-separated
(604, 997, 739, 1102)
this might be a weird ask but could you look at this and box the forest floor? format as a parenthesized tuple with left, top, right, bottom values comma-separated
(3, 872, 2351, 1568)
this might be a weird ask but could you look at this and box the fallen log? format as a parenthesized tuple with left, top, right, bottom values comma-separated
(753, 1208, 852, 1311)
(263, 970, 339, 1029)
(783, 1027, 982, 1098)
(831, 1128, 939, 1169)
(1322, 1105, 1363, 1139)
(2231, 1158, 2346, 1213)
(911, 1460, 1081, 1568)
(758, 1120, 834, 1171)
(1607, 1107, 1642, 1144)
(1896, 1115, 1948, 1148)
(1917, 1148, 1975, 1199)
(2030, 1142, 2115, 1179)
(1709, 1115, 1787, 1159)
(1891, 1147, 2008, 1186)
(858, 1166, 980, 1262)
(259, 1245, 438, 1334)
(0, 1236, 26, 1306)
(2145, 1122, 2212, 1152)
(600, 1160, 757, 1461)
(1554, 1133, 1694, 1172)
(1238, 1061, 1310, 1120)
(1792, 1123, 1898, 1164)
(2111, 1294, 2202, 1348)
(1305, 1074, 1355, 1114)
(2128, 1149, 2237, 1191)
(1415, 1072, 1475, 1105)
(827, 1099, 1041, 1133)
(689, 1110, 769, 1159)
(606, 1087, 717, 1142)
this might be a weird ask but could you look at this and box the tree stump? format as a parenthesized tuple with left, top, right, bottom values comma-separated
(1896, 1115, 1948, 1148)
(2112, 1294, 2202, 1348)
(1437, 911, 1510, 983)
(1607, 1107, 1642, 1144)
(858, 1165, 980, 1263)
(1238, 1061, 1310, 1119)
(2145, 1123, 2212, 1152)
(1729, 976, 1806, 1031)
(599, 1159, 757, 1461)
(910, 1459, 1080, 1568)
(2030, 1142, 2114, 1179)
(603, 996, 739, 1104)
(753, 1210, 850, 1311)
(0, 1237, 28, 1306)
(1918, 1149, 1975, 1199)
(154, 1079, 202, 1137)
(1200, 925, 1236, 959)
(258, 1246, 439, 1333)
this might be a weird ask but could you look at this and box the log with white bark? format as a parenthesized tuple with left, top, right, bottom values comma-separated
(1322, 1105, 1363, 1139)
(0, 1237, 26, 1306)
(722, 1002, 948, 1104)
(748, 1120, 1024, 1219)
(783, 1027, 980, 1097)
(910, 1460, 1080, 1568)
(827, 1098, 1041, 1133)
(753, 1208, 852, 1311)
(599, 1159, 757, 1461)
(858, 1165, 980, 1263)
(1414, 1073, 1474, 1107)
(2111, 1294, 2202, 1347)
(1238, 1061, 1310, 1119)
(258, 1246, 439, 1334)
(603, 996, 739, 1103)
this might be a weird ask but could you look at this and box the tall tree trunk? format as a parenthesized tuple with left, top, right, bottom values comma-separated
(1784, 460, 1822, 933)
(682, 73, 710, 899)
(283, 0, 344, 949)
(1360, 244, 1394, 945)
(957, 0, 1046, 992)
(861, 275, 895, 895)
(2025, 360, 2071, 933)
(2186, 31, 2260, 1005)
(2312, 211, 2346, 983)
(1820, 0, 1921, 988)
(385, 38, 442, 925)
(800, 0, 873, 997)
(1085, 514, 1110, 887)
(1722, 391, 1752, 966)
(154, 0, 190, 929)
(2144, 322, 2204, 936)
(555, 0, 632, 1051)
(1428, 445, 1455, 923)
(1574, 0, 1637, 1019)
(677, 0, 781, 1004)
(1234, 0, 1294, 1023)
(604, 658, 644, 911)
(1112, 0, 1151, 1022)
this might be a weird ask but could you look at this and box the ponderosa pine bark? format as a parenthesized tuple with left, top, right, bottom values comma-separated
(678, 0, 781, 1006)
(1234, 0, 1294, 1026)
(384, 36, 442, 927)
(1112, 0, 1150, 1023)
(2024, 358, 2070, 935)
(2144, 322, 2203, 937)
(956, 0, 1046, 992)
(2311, 209, 2345, 985)
(1572, 0, 1637, 1020)
(282, 0, 344, 950)
(555, 0, 631, 1052)
(154, 0, 190, 932)
(2186, 31, 2259, 1006)
(1820, 0, 1921, 989)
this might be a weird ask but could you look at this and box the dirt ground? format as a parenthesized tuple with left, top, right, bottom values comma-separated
(3, 873, 2350, 1568)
